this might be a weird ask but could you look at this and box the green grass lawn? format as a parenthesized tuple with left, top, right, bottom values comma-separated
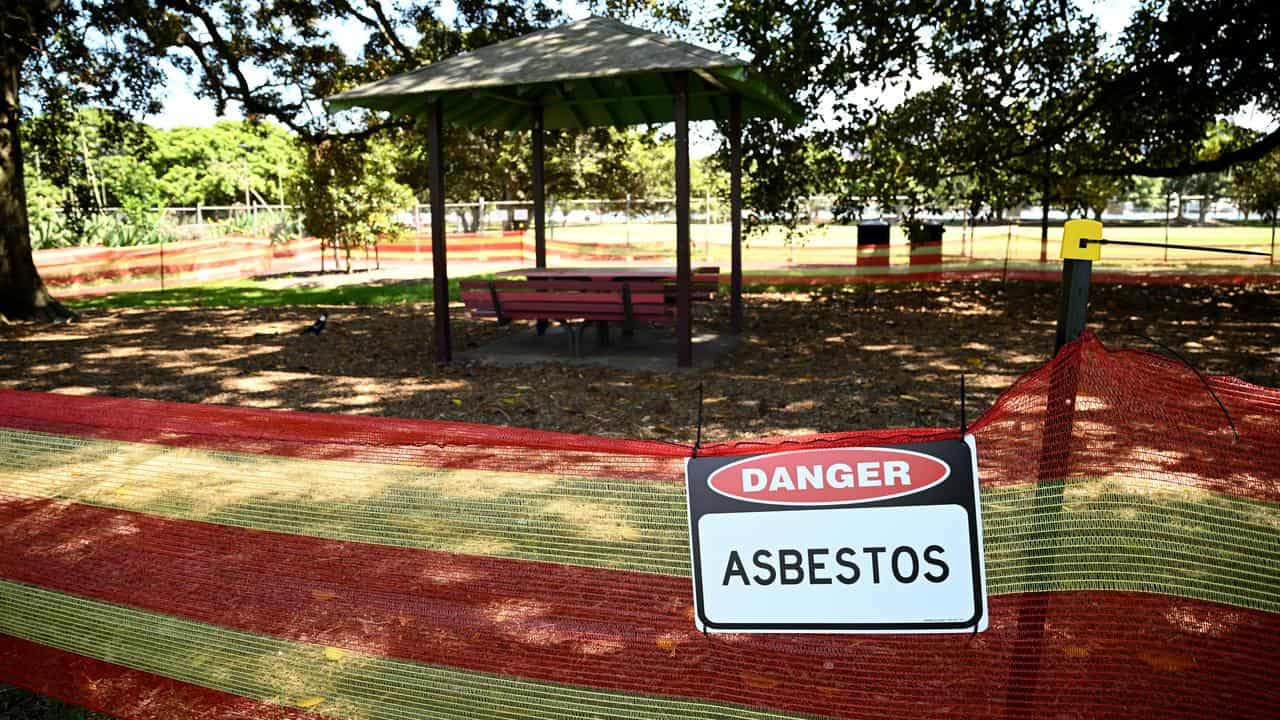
(67, 278, 460, 311)
(549, 221, 1277, 265)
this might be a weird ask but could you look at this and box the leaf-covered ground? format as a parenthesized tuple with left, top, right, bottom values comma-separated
(3, 280, 1277, 444)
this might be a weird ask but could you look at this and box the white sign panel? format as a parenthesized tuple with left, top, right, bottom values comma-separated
(685, 437, 987, 634)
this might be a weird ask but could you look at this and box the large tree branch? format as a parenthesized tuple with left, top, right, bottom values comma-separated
(159, 0, 423, 142)
(142, 2, 417, 147)
(328, 1, 415, 63)
(365, 1, 415, 62)
(2, 1, 66, 62)
(1091, 126, 1280, 178)
(176, 34, 312, 138)
(159, 1, 315, 137)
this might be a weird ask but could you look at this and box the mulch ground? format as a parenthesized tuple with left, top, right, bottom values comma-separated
(3, 280, 1277, 444)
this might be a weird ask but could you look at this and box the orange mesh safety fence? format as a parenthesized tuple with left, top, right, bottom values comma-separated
(35, 230, 1280, 301)
(739, 265, 1280, 286)
(0, 332, 1277, 719)
(36, 232, 527, 298)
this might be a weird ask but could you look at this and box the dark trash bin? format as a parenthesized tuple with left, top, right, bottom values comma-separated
(857, 220, 891, 267)
(909, 221, 945, 270)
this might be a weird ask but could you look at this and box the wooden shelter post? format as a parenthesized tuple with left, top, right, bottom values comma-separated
(673, 71, 692, 367)
(532, 102, 549, 335)
(532, 103, 547, 269)
(729, 93, 743, 334)
(428, 99, 452, 363)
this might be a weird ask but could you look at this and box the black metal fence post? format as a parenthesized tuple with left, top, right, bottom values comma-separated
(1007, 219, 1099, 718)
(1054, 258, 1092, 353)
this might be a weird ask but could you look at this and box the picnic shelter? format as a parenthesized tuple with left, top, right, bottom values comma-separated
(328, 16, 799, 366)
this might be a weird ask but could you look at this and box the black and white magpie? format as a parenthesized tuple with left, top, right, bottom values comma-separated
(301, 311, 328, 335)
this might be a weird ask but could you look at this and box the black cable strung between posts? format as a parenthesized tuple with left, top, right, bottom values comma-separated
(693, 381, 708, 639)
(1116, 330, 1241, 444)
(691, 382, 705, 459)
(959, 373, 981, 642)
(1084, 238, 1271, 257)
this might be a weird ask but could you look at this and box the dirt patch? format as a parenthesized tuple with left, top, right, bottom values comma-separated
(2, 281, 1277, 444)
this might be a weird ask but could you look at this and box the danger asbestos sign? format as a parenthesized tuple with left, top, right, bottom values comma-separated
(684, 436, 987, 634)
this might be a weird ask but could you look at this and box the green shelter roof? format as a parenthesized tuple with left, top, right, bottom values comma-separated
(326, 16, 801, 129)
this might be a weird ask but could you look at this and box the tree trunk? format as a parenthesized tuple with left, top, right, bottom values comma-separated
(454, 208, 476, 233)
(0, 54, 73, 321)
(1040, 146, 1051, 263)
(1039, 192, 1050, 263)
(1270, 209, 1276, 266)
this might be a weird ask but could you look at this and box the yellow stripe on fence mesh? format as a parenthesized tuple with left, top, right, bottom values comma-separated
(0, 578, 817, 720)
(2, 428, 1277, 613)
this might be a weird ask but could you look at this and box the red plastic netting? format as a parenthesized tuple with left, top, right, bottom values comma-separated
(0, 332, 1275, 720)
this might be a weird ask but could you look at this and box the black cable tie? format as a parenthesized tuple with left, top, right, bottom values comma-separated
(1121, 327, 1239, 440)
(959, 374, 967, 439)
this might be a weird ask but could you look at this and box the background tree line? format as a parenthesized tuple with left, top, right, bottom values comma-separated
(21, 108, 732, 242)
(24, 109, 1277, 239)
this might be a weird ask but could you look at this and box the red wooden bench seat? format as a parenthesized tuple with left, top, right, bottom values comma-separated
(460, 276, 715, 355)
(481, 276, 718, 298)
(461, 279, 672, 321)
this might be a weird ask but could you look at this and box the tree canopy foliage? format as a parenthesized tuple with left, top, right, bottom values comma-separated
(23, 110, 300, 209)
(296, 136, 414, 271)
(3, 1, 646, 318)
(710, 0, 1279, 224)
(1233, 149, 1280, 222)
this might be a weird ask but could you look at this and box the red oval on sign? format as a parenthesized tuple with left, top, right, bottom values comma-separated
(706, 447, 950, 506)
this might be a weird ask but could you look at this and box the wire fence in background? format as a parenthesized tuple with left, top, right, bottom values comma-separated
(35, 193, 1279, 269)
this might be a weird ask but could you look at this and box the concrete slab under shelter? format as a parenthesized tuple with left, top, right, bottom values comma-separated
(457, 322, 739, 371)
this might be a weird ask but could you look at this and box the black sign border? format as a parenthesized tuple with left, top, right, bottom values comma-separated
(685, 435, 986, 633)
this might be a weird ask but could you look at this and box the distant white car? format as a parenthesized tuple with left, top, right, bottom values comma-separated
(564, 209, 598, 224)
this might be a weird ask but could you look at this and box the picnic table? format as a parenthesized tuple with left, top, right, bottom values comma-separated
(461, 265, 719, 356)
